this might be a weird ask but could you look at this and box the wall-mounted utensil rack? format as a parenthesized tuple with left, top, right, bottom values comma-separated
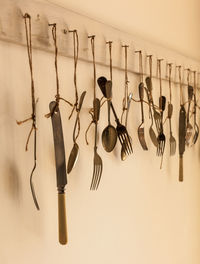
(0, 0, 199, 87)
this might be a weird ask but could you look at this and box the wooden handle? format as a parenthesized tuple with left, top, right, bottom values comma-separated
(179, 155, 183, 182)
(58, 193, 67, 245)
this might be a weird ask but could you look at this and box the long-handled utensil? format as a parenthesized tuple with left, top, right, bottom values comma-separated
(167, 63, 176, 156)
(157, 96, 166, 156)
(135, 51, 148, 150)
(67, 91, 86, 173)
(144, 86, 158, 147)
(177, 66, 186, 182)
(17, 14, 40, 210)
(156, 60, 166, 158)
(101, 81, 117, 152)
(90, 98, 103, 190)
(192, 71, 199, 145)
(179, 105, 186, 182)
(50, 101, 68, 245)
(88, 35, 103, 190)
(138, 82, 148, 150)
(97, 76, 133, 155)
(145, 56, 161, 134)
(186, 84, 194, 146)
(121, 92, 133, 160)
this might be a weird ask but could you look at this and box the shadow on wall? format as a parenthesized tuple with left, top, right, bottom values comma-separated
(3, 160, 22, 205)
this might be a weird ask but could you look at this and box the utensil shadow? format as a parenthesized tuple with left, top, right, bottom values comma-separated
(3, 160, 22, 205)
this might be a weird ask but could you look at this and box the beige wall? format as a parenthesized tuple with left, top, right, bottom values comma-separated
(44, 0, 200, 60)
(1, 1, 200, 264)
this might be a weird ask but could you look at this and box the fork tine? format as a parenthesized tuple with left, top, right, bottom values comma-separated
(90, 163, 97, 190)
(125, 132, 133, 153)
(93, 165, 100, 190)
(122, 133, 131, 154)
(96, 164, 103, 190)
(119, 133, 129, 154)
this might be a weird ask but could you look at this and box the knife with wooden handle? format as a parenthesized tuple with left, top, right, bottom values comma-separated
(50, 101, 67, 245)
(179, 105, 186, 182)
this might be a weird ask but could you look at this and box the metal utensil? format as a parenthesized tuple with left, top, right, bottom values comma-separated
(50, 101, 67, 245)
(138, 82, 148, 150)
(67, 91, 86, 173)
(157, 96, 166, 156)
(185, 85, 193, 146)
(90, 98, 103, 190)
(121, 92, 133, 160)
(101, 80, 117, 152)
(179, 105, 186, 181)
(145, 77, 161, 133)
(97, 76, 133, 155)
(192, 93, 199, 145)
(168, 103, 176, 156)
(144, 86, 158, 147)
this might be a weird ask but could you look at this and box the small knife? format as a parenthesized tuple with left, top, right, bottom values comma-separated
(179, 105, 186, 182)
(50, 101, 67, 245)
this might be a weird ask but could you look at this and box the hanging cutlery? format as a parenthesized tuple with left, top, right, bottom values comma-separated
(46, 23, 68, 244)
(177, 66, 186, 182)
(97, 76, 133, 156)
(192, 71, 199, 145)
(138, 83, 148, 150)
(50, 101, 67, 245)
(121, 45, 129, 124)
(67, 30, 86, 173)
(185, 69, 193, 146)
(121, 92, 133, 160)
(101, 42, 117, 152)
(136, 51, 148, 150)
(16, 14, 39, 210)
(156, 59, 166, 160)
(67, 91, 86, 173)
(167, 63, 176, 156)
(145, 85, 158, 147)
(88, 36, 103, 190)
(145, 55, 161, 134)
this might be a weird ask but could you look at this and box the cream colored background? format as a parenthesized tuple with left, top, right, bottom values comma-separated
(0, 1, 200, 264)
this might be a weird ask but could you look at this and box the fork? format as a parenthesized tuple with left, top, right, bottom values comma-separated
(157, 96, 166, 156)
(97, 76, 133, 155)
(110, 102, 133, 155)
(90, 98, 103, 190)
(145, 77, 161, 133)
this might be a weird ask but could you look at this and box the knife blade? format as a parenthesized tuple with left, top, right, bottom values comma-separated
(49, 101, 67, 245)
(179, 105, 186, 182)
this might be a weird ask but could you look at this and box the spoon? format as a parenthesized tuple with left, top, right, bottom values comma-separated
(121, 92, 133, 160)
(102, 80, 117, 152)
(67, 91, 86, 173)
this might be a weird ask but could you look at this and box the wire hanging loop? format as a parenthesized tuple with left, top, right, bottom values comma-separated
(85, 35, 96, 145)
(45, 23, 72, 118)
(88, 35, 96, 99)
(17, 13, 37, 151)
(147, 54, 153, 80)
(185, 68, 191, 86)
(167, 63, 173, 103)
(16, 13, 40, 210)
(121, 45, 129, 123)
(68, 29, 79, 120)
(135, 50, 143, 83)
(176, 65, 183, 105)
(192, 70, 197, 116)
(106, 41, 113, 81)
(157, 59, 163, 97)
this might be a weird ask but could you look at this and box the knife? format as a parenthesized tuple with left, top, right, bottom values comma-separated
(179, 105, 186, 182)
(49, 101, 67, 245)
